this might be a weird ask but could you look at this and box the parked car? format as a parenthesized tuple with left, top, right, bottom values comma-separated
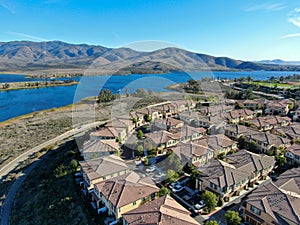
(194, 200, 206, 214)
(194, 200, 205, 210)
(170, 181, 180, 188)
(153, 172, 165, 178)
(172, 184, 184, 193)
(146, 165, 157, 173)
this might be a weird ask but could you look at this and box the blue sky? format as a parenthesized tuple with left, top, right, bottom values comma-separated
(1, 0, 300, 61)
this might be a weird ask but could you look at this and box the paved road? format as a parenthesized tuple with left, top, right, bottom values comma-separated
(0, 121, 101, 181)
(0, 121, 102, 225)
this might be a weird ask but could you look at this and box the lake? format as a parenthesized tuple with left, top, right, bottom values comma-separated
(0, 71, 298, 122)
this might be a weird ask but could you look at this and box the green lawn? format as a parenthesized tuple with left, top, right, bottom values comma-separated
(245, 81, 300, 89)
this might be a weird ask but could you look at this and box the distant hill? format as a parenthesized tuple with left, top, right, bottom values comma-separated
(257, 59, 300, 66)
(1, 41, 300, 74)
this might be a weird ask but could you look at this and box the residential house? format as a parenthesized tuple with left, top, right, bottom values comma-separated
(170, 125, 207, 142)
(90, 126, 119, 141)
(225, 124, 260, 141)
(196, 150, 275, 200)
(152, 117, 184, 131)
(170, 141, 214, 167)
(248, 116, 291, 131)
(247, 132, 291, 154)
(271, 123, 300, 143)
(131, 109, 147, 127)
(198, 104, 235, 116)
(81, 139, 120, 160)
(285, 144, 300, 166)
(265, 99, 292, 116)
(106, 117, 135, 135)
(173, 99, 195, 113)
(178, 111, 200, 125)
(79, 155, 129, 193)
(236, 99, 266, 110)
(94, 172, 159, 220)
(104, 118, 134, 142)
(293, 108, 300, 121)
(225, 109, 257, 124)
(194, 134, 238, 157)
(144, 130, 177, 152)
(122, 195, 200, 225)
(241, 168, 300, 225)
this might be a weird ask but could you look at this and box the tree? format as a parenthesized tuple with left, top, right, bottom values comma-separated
(137, 130, 144, 139)
(137, 145, 144, 156)
(166, 152, 183, 173)
(243, 88, 254, 99)
(132, 118, 138, 126)
(205, 221, 218, 225)
(132, 88, 148, 97)
(158, 186, 170, 197)
(201, 191, 218, 212)
(54, 164, 68, 178)
(166, 169, 179, 183)
(69, 159, 78, 172)
(97, 89, 116, 103)
(225, 210, 242, 225)
(144, 114, 152, 122)
(188, 78, 198, 87)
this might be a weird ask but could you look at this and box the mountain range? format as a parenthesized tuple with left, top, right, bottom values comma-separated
(257, 59, 300, 66)
(0, 41, 300, 74)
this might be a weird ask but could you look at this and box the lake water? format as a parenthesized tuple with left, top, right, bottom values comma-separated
(0, 71, 298, 122)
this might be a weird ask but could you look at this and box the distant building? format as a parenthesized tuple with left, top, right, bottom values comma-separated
(225, 109, 257, 124)
(247, 116, 291, 131)
(265, 99, 292, 116)
(272, 123, 300, 142)
(237, 99, 266, 110)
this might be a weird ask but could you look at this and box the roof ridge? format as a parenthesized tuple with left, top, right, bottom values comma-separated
(280, 189, 300, 224)
(115, 180, 127, 207)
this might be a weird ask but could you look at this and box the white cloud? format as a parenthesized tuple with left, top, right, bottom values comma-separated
(6, 31, 48, 42)
(281, 33, 300, 39)
(288, 8, 300, 28)
(289, 17, 300, 28)
(0, 2, 15, 14)
(245, 3, 286, 12)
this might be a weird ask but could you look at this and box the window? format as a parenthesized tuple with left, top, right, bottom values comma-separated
(250, 205, 261, 215)
(295, 155, 300, 160)
(132, 201, 136, 206)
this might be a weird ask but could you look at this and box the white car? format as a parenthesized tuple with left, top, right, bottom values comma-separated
(153, 172, 165, 178)
(194, 200, 206, 210)
(172, 184, 184, 193)
(146, 165, 157, 173)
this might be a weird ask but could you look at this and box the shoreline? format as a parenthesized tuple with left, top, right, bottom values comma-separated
(0, 81, 79, 92)
(0, 103, 76, 127)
